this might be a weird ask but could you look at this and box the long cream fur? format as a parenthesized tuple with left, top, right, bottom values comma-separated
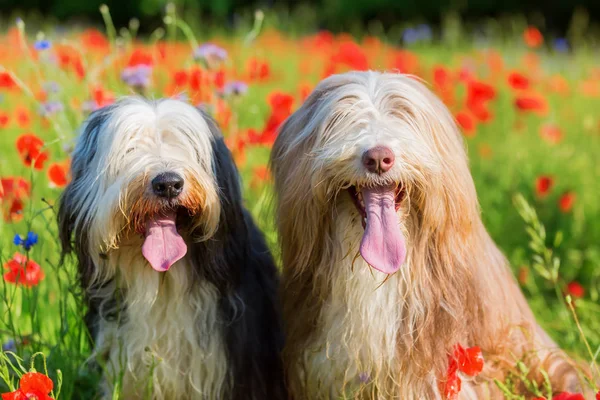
(270, 71, 587, 399)
(64, 98, 228, 399)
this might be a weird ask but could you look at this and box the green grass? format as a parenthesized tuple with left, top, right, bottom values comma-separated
(0, 9, 599, 399)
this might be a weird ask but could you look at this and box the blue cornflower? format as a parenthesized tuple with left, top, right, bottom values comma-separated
(553, 38, 569, 53)
(403, 24, 433, 45)
(402, 28, 419, 45)
(13, 231, 38, 251)
(415, 24, 433, 42)
(2, 339, 16, 352)
(34, 39, 52, 51)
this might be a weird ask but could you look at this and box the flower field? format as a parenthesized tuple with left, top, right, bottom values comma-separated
(0, 9, 599, 399)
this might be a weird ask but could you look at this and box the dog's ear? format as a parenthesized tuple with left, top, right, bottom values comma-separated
(187, 113, 250, 289)
(58, 107, 110, 255)
(201, 111, 247, 233)
(58, 106, 112, 281)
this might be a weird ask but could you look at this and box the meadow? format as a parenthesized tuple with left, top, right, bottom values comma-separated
(0, 6, 599, 399)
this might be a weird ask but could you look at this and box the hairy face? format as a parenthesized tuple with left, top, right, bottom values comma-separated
(272, 71, 478, 274)
(62, 97, 221, 272)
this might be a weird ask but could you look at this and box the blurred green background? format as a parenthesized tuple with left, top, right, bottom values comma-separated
(3, 0, 600, 34)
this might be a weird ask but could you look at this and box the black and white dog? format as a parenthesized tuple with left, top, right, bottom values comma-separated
(58, 97, 286, 399)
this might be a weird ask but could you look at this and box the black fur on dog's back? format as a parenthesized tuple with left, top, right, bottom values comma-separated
(191, 133, 287, 400)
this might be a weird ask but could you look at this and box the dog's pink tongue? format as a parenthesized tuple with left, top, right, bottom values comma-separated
(142, 212, 187, 272)
(359, 186, 406, 274)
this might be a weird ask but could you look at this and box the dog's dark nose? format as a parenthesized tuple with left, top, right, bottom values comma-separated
(362, 146, 395, 174)
(152, 172, 184, 199)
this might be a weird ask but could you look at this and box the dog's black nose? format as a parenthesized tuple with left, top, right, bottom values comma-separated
(152, 172, 184, 199)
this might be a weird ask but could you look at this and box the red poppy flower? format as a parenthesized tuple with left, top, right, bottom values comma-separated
(580, 79, 600, 98)
(214, 98, 231, 130)
(47, 162, 69, 188)
(260, 92, 294, 144)
(486, 51, 504, 76)
(434, 66, 453, 88)
(559, 191, 576, 213)
(566, 282, 585, 299)
(3, 253, 45, 287)
(15, 107, 31, 128)
(189, 67, 203, 92)
(330, 41, 369, 71)
(515, 93, 549, 116)
(127, 48, 153, 67)
(547, 74, 570, 96)
(55, 45, 86, 80)
(172, 70, 188, 88)
(92, 86, 115, 108)
(539, 124, 562, 145)
(214, 69, 225, 90)
(507, 71, 530, 90)
(1, 371, 53, 400)
(0, 111, 10, 128)
(552, 393, 585, 400)
(0, 177, 30, 222)
(524, 27, 544, 48)
(0, 177, 30, 200)
(467, 80, 496, 103)
(465, 79, 495, 123)
(225, 135, 247, 165)
(250, 165, 271, 189)
(16, 134, 49, 170)
(535, 176, 554, 197)
(596, 390, 600, 400)
(467, 99, 493, 123)
(390, 50, 420, 75)
(440, 344, 484, 400)
(247, 58, 271, 81)
(269, 92, 295, 113)
(432, 66, 455, 106)
(0, 72, 17, 91)
(81, 28, 109, 50)
(298, 83, 312, 102)
(453, 344, 484, 376)
(456, 110, 477, 137)
(442, 361, 461, 400)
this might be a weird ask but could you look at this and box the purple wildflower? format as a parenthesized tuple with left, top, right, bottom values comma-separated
(39, 100, 64, 117)
(81, 100, 100, 112)
(358, 372, 370, 383)
(43, 81, 60, 93)
(121, 65, 153, 89)
(222, 81, 248, 97)
(194, 43, 227, 67)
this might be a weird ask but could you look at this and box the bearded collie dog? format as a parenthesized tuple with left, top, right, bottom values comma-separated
(58, 97, 286, 400)
(270, 71, 588, 399)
